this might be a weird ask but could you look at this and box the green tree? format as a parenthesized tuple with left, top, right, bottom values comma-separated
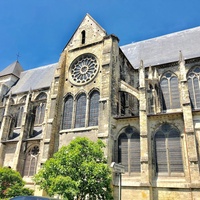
(34, 137, 113, 200)
(0, 167, 33, 199)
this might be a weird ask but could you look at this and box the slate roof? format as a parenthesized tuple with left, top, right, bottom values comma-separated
(9, 63, 57, 94)
(120, 26, 200, 69)
(0, 61, 23, 78)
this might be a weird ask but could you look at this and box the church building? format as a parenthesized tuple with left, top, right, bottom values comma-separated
(0, 14, 200, 200)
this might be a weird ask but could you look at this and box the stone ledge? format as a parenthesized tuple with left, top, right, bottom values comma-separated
(60, 126, 98, 134)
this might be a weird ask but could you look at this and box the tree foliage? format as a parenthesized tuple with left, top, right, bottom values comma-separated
(0, 167, 33, 199)
(34, 137, 113, 200)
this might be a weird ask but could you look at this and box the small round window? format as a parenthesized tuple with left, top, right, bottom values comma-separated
(69, 54, 99, 85)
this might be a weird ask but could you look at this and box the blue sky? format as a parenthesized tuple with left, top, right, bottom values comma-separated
(0, 0, 200, 71)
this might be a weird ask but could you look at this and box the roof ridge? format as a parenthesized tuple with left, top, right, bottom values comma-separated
(121, 26, 200, 47)
(22, 62, 58, 73)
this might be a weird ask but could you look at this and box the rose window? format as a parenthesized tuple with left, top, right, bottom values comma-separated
(69, 54, 98, 85)
(30, 146, 39, 156)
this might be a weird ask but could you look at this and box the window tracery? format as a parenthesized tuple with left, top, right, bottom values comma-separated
(75, 93, 86, 128)
(160, 72, 180, 110)
(62, 90, 100, 130)
(89, 91, 99, 126)
(69, 54, 99, 85)
(23, 145, 39, 177)
(34, 103, 46, 125)
(118, 126, 140, 174)
(155, 123, 183, 175)
(62, 95, 73, 129)
(187, 66, 200, 109)
(16, 106, 24, 127)
(34, 93, 47, 125)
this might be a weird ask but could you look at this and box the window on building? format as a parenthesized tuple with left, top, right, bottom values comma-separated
(160, 72, 180, 110)
(23, 145, 39, 177)
(62, 95, 73, 129)
(155, 123, 183, 175)
(34, 92, 47, 125)
(34, 103, 46, 125)
(81, 30, 86, 44)
(62, 90, 100, 130)
(148, 84, 154, 113)
(118, 126, 140, 174)
(16, 106, 24, 127)
(75, 93, 86, 128)
(89, 91, 100, 126)
(187, 66, 200, 109)
(35, 92, 47, 101)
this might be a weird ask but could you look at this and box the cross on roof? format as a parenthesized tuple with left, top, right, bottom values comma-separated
(16, 52, 20, 61)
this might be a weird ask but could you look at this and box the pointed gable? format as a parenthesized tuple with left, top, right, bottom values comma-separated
(64, 14, 107, 50)
(0, 61, 23, 78)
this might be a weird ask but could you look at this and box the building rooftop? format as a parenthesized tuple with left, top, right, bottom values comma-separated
(0, 61, 23, 78)
(121, 26, 200, 68)
(9, 63, 57, 94)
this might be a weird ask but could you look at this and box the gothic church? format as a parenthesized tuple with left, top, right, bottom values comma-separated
(0, 14, 200, 200)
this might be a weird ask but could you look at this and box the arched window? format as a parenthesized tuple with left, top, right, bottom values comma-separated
(118, 126, 140, 174)
(75, 93, 86, 128)
(39, 103, 45, 124)
(34, 92, 47, 125)
(155, 123, 183, 175)
(187, 66, 200, 109)
(89, 91, 100, 126)
(35, 92, 47, 101)
(34, 103, 46, 125)
(148, 84, 154, 113)
(160, 72, 180, 110)
(23, 145, 39, 177)
(81, 30, 86, 44)
(16, 106, 24, 127)
(62, 95, 73, 129)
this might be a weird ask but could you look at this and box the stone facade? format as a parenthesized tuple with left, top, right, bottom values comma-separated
(0, 14, 200, 199)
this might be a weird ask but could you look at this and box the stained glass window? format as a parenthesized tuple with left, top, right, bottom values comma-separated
(187, 66, 200, 109)
(89, 91, 99, 126)
(16, 106, 24, 127)
(155, 123, 183, 175)
(34, 103, 46, 125)
(160, 72, 180, 110)
(70, 54, 99, 85)
(62, 95, 73, 129)
(118, 126, 140, 174)
(23, 146, 39, 177)
(75, 93, 86, 128)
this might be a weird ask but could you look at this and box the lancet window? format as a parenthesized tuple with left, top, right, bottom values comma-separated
(23, 145, 39, 177)
(187, 66, 200, 109)
(89, 91, 100, 126)
(160, 72, 180, 110)
(155, 123, 183, 175)
(118, 126, 140, 174)
(62, 95, 73, 129)
(75, 93, 87, 128)
(62, 90, 100, 129)
(34, 92, 47, 125)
